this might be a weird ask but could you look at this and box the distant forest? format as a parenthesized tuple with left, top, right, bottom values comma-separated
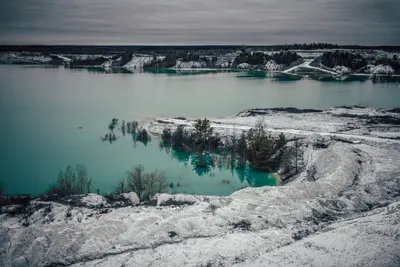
(0, 43, 399, 54)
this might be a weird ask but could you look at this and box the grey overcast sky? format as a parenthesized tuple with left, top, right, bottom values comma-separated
(0, 0, 399, 45)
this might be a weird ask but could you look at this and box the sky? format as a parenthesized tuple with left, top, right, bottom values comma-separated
(0, 0, 399, 45)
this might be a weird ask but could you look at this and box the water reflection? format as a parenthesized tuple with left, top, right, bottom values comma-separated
(144, 69, 221, 76)
(67, 66, 133, 74)
(236, 71, 267, 79)
(159, 144, 277, 187)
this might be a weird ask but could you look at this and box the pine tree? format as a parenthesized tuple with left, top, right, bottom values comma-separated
(193, 118, 214, 151)
(193, 118, 214, 168)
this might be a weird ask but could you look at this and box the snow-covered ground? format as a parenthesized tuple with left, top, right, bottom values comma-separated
(1, 107, 399, 267)
(366, 64, 395, 74)
(174, 60, 206, 69)
(148, 107, 400, 145)
(333, 65, 351, 74)
(264, 60, 283, 71)
(0, 53, 53, 64)
(283, 60, 339, 75)
(123, 55, 154, 70)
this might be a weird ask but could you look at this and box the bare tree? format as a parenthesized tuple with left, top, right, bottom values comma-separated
(48, 164, 92, 197)
(281, 139, 303, 174)
(126, 165, 167, 202)
(293, 139, 302, 174)
(75, 164, 91, 194)
(127, 165, 146, 200)
(114, 179, 126, 194)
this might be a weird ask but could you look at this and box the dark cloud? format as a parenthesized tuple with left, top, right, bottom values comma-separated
(0, 0, 399, 45)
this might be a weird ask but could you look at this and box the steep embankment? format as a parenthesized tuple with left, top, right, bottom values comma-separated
(1, 108, 399, 267)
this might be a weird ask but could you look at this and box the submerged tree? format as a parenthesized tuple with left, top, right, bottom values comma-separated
(127, 121, 139, 134)
(161, 128, 173, 146)
(237, 131, 247, 161)
(121, 120, 126, 136)
(136, 128, 151, 143)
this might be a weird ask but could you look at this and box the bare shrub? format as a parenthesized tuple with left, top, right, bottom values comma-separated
(126, 165, 166, 202)
(114, 179, 126, 194)
(47, 164, 92, 197)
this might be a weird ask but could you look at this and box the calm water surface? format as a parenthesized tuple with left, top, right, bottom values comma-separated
(1, 65, 399, 195)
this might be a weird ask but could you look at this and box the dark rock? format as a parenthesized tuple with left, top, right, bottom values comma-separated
(231, 220, 251, 230)
(168, 231, 178, 238)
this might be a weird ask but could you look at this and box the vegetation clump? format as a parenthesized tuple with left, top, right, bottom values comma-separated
(160, 119, 301, 175)
(321, 51, 367, 71)
(233, 50, 301, 67)
(47, 164, 92, 197)
(374, 57, 400, 74)
(122, 165, 166, 202)
(108, 118, 119, 130)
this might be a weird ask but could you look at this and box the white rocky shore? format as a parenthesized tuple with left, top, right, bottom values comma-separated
(1, 107, 400, 267)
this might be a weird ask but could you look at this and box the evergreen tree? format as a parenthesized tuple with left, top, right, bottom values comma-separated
(246, 122, 276, 171)
(276, 133, 287, 150)
(193, 118, 214, 168)
(193, 118, 214, 150)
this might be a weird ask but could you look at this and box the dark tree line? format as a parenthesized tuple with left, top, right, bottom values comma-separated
(321, 51, 368, 70)
(1, 44, 399, 54)
(144, 51, 218, 69)
(233, 51, 300, 67)
(266, 43, 339, 50)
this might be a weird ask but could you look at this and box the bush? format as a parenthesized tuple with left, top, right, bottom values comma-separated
(172, 125, 193, 151)
(47, 164, 92, 197)
(113, 179, 126, 194)
(245, 123, 290, 172)
(126, 165, 166, 202)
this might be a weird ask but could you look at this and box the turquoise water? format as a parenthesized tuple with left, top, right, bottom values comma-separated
(1, 65, 399, 196)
